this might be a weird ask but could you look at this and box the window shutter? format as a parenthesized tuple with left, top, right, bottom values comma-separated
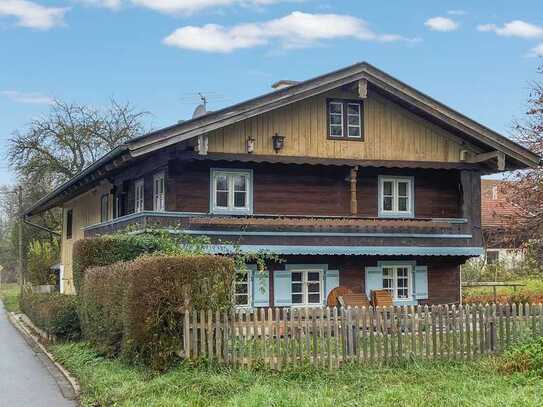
(414, 265, 429, 299)
(325, 270, 340, 302)
(273, 270, 292, 306)
(252, 270, 269, 307)
(365, 266, 383, 297)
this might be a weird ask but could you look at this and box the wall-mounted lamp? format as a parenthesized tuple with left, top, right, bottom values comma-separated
(246, 136, 255, 153)
(272, 133, 285, 153)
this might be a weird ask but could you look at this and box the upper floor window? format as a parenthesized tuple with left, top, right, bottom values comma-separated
(100, 194, 109, 222)
(378, 176, 414, 218)
(153, 172, 165, 212)
(65, 209, 73, 239)
(382, 265, 412, 301)
(327, 99, 363, 140)
(135, 179, 144, 213)
(211, 169, 252, 214)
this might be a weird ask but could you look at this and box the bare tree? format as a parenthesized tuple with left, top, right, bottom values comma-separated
(8, 99, 148, 184)
(496, 65, 543, 256)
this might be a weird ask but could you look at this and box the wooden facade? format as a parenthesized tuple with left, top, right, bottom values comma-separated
(206, 90, 471, 163)
(28, 63, 536, 300)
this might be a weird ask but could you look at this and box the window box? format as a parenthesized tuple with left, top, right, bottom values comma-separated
(210, 169, 253, 215)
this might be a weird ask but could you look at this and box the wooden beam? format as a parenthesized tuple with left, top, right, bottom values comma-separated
(497, 151, 506, 171)
(358, 79, 368, 99)
(467, 150, 506, 170)
(350, 166, 359, 215)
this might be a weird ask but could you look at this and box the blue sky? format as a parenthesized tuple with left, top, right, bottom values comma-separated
(1, 0, 542, 185)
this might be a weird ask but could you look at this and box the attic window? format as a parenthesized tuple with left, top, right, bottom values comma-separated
(327, 99, 363, 140)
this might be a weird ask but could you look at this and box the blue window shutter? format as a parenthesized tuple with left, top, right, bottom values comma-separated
(325, 270, 340, 301)
(252, 270, 269, 307)
(414, 265, 428, 299)
(274, 270, 292, 306)
(365, 266, 383, 297)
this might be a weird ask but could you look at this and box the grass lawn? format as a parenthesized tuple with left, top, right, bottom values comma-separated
(463, 278, 543, 303)
(0, 283, 20, 312)
(50, 342, 543, 407)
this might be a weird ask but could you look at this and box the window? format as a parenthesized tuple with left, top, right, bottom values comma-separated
(234, 271, 251, 307)
(65, 209, 73, 239)
(100, 194, 109, 222)
(135, 179, 144, 213)
(378, 176, 414, 217)
(153, 172, 165, 212)
(291, 270, 323, 306)
(327, 99, 363, 140)
(211, 169, 252, 214)
(382, 265, 412, 300)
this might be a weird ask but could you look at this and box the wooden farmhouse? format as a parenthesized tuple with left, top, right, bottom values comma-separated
(25, 62, 539, 307)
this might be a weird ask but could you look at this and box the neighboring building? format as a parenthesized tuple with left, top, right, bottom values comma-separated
(24, 62, 539, 306)
(481, 179, 524, 267)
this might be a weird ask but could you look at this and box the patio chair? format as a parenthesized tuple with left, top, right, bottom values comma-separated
(326, 286, 352, 307)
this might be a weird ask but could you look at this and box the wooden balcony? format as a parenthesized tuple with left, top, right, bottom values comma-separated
(83, 211, 478, 251)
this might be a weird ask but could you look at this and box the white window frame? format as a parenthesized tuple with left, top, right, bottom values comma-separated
(381, 264, 413, 302)
(135, 179, 144, 213)
(210, 169, 253, 215)
(234, 270, 252, 308)
(346, 102, 362, 139)
(378, 175, 414, 218)
(328, 101, 344, 138)
(289, 269, 324, 306)
(153, 172, 165, 212)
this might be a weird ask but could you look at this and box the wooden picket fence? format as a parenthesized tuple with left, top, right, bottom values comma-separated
(181, 303, 543, 369)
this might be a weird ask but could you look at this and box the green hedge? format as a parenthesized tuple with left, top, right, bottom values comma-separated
(21, 290, 81, 341)
(72, 232, 200, 293)
(79, 254, 235, 371)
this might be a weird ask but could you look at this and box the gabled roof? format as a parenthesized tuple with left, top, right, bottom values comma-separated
(25, 62, 540, 216)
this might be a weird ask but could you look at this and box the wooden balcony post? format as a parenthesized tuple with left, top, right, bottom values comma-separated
(350, 166, 359, 216)
(460, 170, 482, 246)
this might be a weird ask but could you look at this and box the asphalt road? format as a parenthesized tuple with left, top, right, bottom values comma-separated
(0, 302, 75, 407)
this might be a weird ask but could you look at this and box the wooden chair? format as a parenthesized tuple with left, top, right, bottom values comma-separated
(326, 286, 352, 307)
(338, 293, 371, 308)
(371, 289, 393, 307)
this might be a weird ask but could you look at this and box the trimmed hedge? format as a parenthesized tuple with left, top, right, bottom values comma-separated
(21, 290, 81, 341)
(79, 255, 235, 371)
(72, 233, 183, 293)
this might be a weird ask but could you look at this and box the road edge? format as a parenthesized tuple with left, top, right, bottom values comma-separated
(6, 311, 80, 402)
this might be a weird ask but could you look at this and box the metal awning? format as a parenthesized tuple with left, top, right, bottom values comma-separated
(204, 245, 484, 257)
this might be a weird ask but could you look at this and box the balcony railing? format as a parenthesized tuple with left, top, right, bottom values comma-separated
(83, 211, 472, 241)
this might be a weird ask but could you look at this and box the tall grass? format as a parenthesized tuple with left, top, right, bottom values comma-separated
(0, 283, 20, 312)
(50, 342, 543, 406)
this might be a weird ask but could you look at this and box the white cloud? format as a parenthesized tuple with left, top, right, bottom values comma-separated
(477, 20, 543, 39)
(0, 0, 68, 29)
(77, 0, 122, 9)
(132, 0, 289, 15)
(424, 16, 458, 32)
(0, 90, 54, 104)
(529, 43, 543, 57)
(164, 11, 419, 53)
(447, 10, 466, 16)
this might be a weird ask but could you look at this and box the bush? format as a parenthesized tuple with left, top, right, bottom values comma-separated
(72, 231, 209, 293)
(498, 337, 543, 377)
(21, 289, 80, 340)
(27, 239, 59, 285)
(79, 254, 235, 371)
